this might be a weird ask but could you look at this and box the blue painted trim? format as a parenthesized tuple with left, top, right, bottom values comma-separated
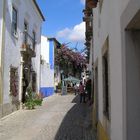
(40, 87, 54, 98)
(49, 40, 54, 70)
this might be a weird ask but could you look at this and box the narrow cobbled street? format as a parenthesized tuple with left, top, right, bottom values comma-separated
(0, 94, 95, 140)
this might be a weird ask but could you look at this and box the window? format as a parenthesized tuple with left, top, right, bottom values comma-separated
(24, 22, 28, 31)
(12, 7, 17, 35)
(32, 31, 36, 50)
(103, 51, 110, 120)
(10, 67, 18, 97)
(24, 22, 28, 43)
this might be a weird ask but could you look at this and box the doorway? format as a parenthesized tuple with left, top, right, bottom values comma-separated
(125, 10, 140, 140)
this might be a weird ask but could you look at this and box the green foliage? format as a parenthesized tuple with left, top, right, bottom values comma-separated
(25, 99, 36, 110)
(25, 87, 43, 109)
(57, 82, 62, 89)
(55, 44, 87, 75)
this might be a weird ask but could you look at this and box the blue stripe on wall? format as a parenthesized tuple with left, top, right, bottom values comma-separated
(40, 87, 54, 98)
(49, 40, 54, 69)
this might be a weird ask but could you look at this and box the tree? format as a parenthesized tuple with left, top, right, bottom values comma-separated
(55, 44, 87, 77)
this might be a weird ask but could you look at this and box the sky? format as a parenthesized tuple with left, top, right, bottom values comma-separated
(36, 0, 86, 52)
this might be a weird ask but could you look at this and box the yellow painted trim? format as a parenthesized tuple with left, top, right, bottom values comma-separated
(102, 37, 109, 56)
(97, 121, 110, 140)
(92, 100, 98, 130)
(92, 105, 97, 130)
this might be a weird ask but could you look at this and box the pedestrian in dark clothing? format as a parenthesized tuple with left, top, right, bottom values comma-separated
(79, 81, 86, 103)
(22, 79, 28, 103)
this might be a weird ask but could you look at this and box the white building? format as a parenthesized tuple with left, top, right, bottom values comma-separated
(88, 0, 140, 140)
(40, 36, 54, 97)
(0, 0, 45, 118)
(40, 36, 62, 97)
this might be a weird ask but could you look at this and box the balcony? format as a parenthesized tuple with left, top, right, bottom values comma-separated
(84, 41, 91, 47)
(86, 0, 98, 9)
(86, 35, 91, 41)
(87, 26, 93, 32)
(20, 31, 36, 57)
(83, 8, 92, 16)
(85, 29, 93, 38)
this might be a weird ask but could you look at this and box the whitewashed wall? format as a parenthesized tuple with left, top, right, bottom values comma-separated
(41, 36, 49, 63)
(0, 0, 3, 58)
(3, 0, 43, 104)
(40, 63, 54, 88)
(40, 36, 54, 97)
(0, 0, 2, 38)
(93, 0, 139, 140)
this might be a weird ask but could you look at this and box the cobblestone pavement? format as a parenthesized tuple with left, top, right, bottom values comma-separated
(0, 94, 96, 140)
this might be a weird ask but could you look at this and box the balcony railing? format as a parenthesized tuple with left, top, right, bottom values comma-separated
(84, 41, 91, 47)
(83, 16, 93, 22)
(85, 29, 93, 38)
(23, 31, 36, 50)
(20, 31, 36, 57)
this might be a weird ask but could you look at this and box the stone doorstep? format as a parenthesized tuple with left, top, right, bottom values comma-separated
(1, 94, 57, 120)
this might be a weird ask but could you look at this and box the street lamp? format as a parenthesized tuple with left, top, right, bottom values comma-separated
(64, 42, 71, 46)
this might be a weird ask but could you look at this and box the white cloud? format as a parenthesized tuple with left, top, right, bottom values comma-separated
(56, 28, 71, 38)
(80, 0, 85, 5)
(56, 22, 85, 43)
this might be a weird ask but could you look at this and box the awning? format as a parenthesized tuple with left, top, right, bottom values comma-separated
(63, 76, 80, 84)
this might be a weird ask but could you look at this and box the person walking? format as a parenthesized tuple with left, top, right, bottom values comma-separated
(79, 81, 86, 103)
(74, 83, 78, 95)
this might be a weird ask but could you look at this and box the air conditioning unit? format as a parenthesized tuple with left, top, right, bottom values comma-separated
(40, 59, 44, 65)
(13, 31, 18, 39)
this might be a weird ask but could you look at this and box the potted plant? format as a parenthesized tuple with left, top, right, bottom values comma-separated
(25, 87, 43, 109)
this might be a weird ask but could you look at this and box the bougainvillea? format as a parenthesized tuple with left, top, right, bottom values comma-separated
(55, 44, 87, 76)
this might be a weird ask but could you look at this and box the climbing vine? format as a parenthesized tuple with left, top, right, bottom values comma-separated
(55, 44, 86, 76)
